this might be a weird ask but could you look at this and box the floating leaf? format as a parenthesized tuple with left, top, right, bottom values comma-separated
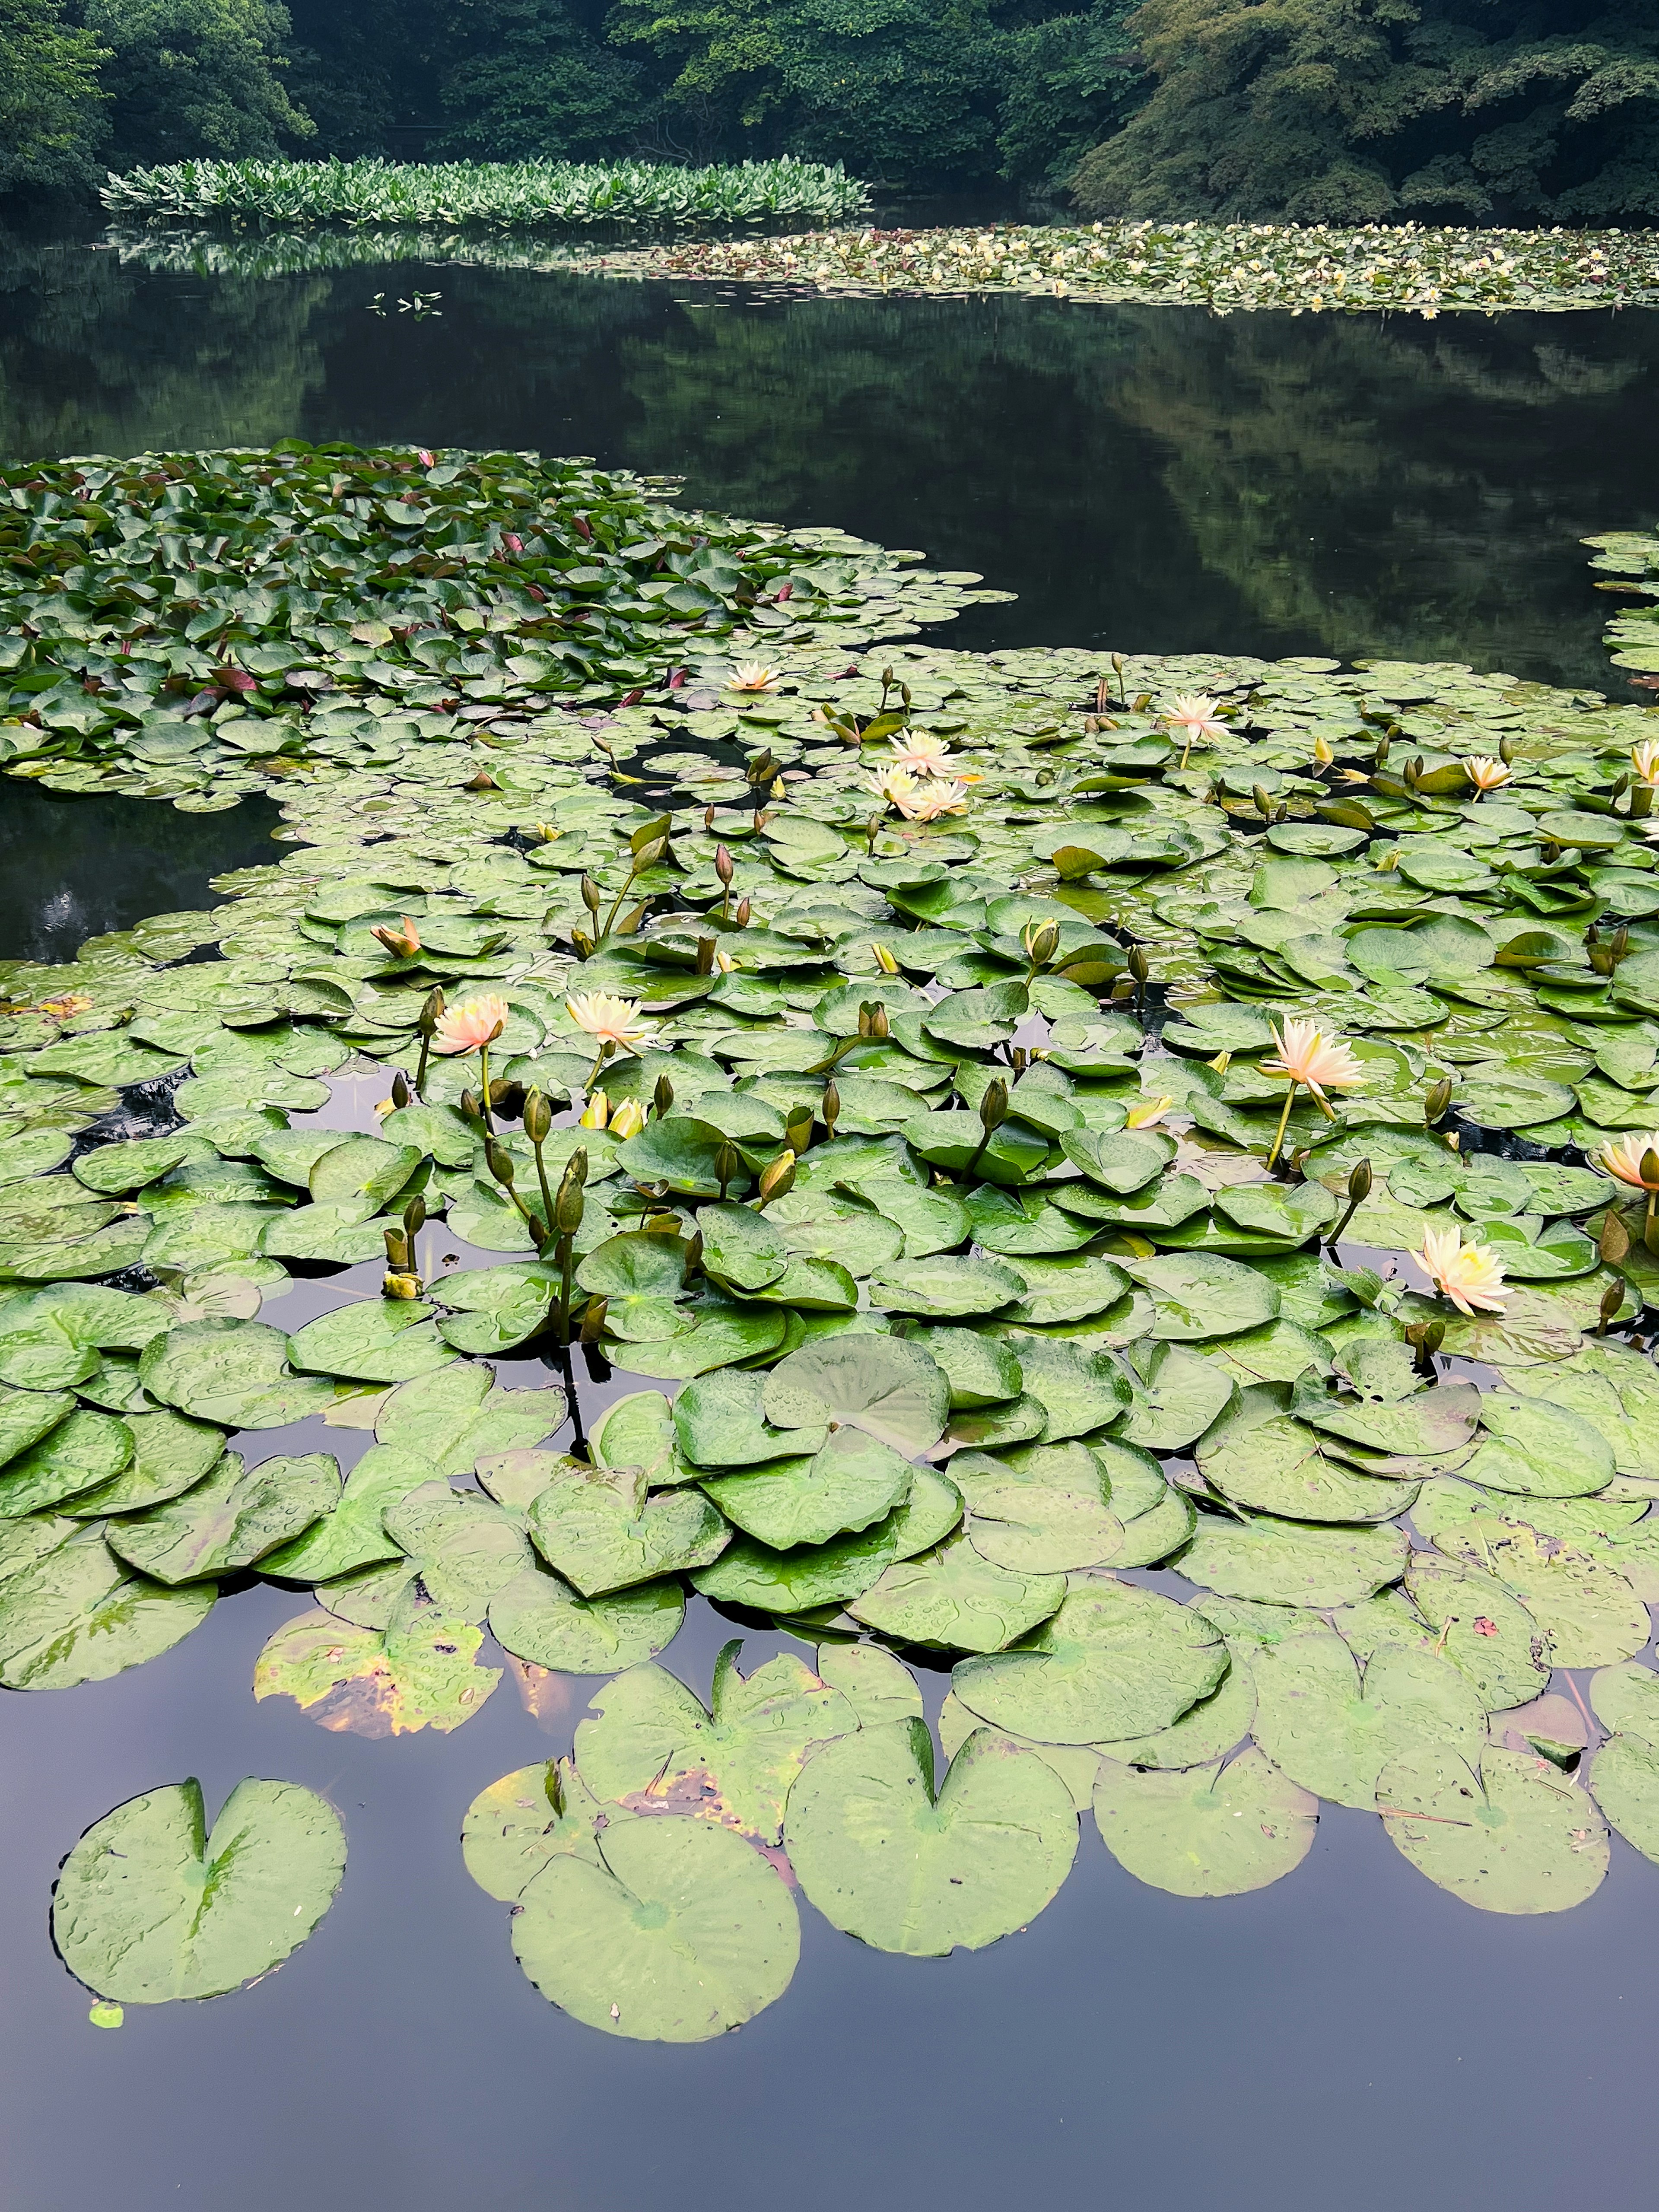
(1093, 1749, 1317, 1896)
(489, 1567, 685, 1676)
(252, 1595, 499, 1735)
(51, 1778, 345, 2002)
(461, 1758, 608, 1902)
(953, 1577, 1228, 1744)
(848, 1532, 1065, 1652)
(1251, 1630, 1487, 1809)
(784, 1720, 1077, 1955)
(763, 1336, 949, 1455)
(509, 1814, 798, 2041)
(701, 1427, 912, 1550)
(575, 1641, 856, 1841)
(527, 1458, 728, 1596)
(139, 1319, 337, 1429)
(105, 1452, 338, 1583)
(1377, 1746, 1609, 1913)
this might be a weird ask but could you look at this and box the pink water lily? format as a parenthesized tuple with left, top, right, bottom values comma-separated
(1262, 1017, 1365, 1165)
(728, 662, 781, 693)
(887, 728, 957, 776)
(434, 994, 509, 1054)
(1160, 693, 1228, 766)
(892, 776, 971, 823)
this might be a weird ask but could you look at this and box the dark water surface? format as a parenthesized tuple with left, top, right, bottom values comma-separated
(3, 221, 1659, 2212)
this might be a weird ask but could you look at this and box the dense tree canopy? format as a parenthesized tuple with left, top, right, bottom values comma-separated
(1071, 0, 1659, 223)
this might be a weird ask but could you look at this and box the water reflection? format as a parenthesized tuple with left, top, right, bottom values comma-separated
(0, 780, 282, 966)
(0, 222, 1653, 688)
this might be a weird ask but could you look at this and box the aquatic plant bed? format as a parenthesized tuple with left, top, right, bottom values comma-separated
(12, 443, 1659, 2040)
(98, 156, 870, 232)
(579, 219, 1659, 316)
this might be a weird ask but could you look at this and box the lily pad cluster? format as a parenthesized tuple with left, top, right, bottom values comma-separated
(11, 445, 1659, 2044)
(581, 219, 1659, 318)
(0, 442, 1000, 809)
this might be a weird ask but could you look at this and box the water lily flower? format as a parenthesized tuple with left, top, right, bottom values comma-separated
(1631, 739, 1659, 785)
(728, 662, 781, 693)
(1159, 692, 1228, 767)
(434, 994, 509, 1055)
(887, 728, 956, 776)
(567, 989, 657, 1089)
(579, 1089, 609, 1129)
(893, 777, 972, 822)
(1417, 1225, 1510, 1314)
(1597, 1130, 1659, 1242)
(867, 764, 919, 811)
(608, 1098, 647, 1140)
(1464, 755, 1513, 795)
(1125, 1096, 1173, 1128)
(1263, 1017, 1366, 1164)
(566, 991, 655, 1055)
(369, 915, 422, 959)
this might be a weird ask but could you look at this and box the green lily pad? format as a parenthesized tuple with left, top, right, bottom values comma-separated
(575, 1640, 857, 1841)
(253, 1594, 499, 1735)
(1179, 1511, 1411, 1607)
(139, 1319, 338, 1429)
(509, 1812, 798, 2041)
(1377, 1745, 1609, 1913)
(527, 1458, 728, 1596)
(701, 1426, 912, 1550)
(1093, 1748, 1318, 1897)
(0, 1528, 214, 1688)
(763, 1336, 949, 1455)
(257, 1445, 433, 1582)
(848, 1532, 1065, 1652)
(1124, 1252, 1281, 1341)
(689, 1467, 963, 1614)
(461, 1757, 608, 1902)
(489, 1566, 685, 1676)
(1199, 1401, 1421, 1524)
(1251, 1630, 1488, 1809)
(1403, 1551, 1551, 1708)
(105, 1452, 339, 1583)
(287, 1299, 455, 1384)
(375, 1361, 564, 1474)
(0, 1408, 133, 1518)
(953, 1577, 1228, 1744)
(783, 1719, 1077, 1956)
(51, 1777, 346, 2002)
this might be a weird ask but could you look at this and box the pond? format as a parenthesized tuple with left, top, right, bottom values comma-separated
(3, 222, 1659, 2212)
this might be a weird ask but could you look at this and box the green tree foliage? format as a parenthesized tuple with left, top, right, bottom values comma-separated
(0, 0, 108, 191)
(997, 0, 1143, 188)
(1072, 0, 1659, 224)
(85, 0, 315, 167)
(436, 0, 648, 157)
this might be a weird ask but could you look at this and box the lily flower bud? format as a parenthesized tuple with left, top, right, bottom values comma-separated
(1424, 1077, 1453, 1125)
(980, 1078, 1009, 1132)
(524, 1088, 553, 1145)
(484, 1138, 515, 1187)
(391, 1071, 411, 1110)
(1348, 1160, 1372, 1203)
(418, 986, 445, 1038)
(556, 1181, 585, 1236)
(785, 1104, 814, 1156)
(822, 1079, 840, 1138)
(872, 942, 900, 975)
(715, 844, 734, 886)
(581, 875, 602, 916)
(579, 1090, 609, 1130)
(654, 1074, 674, 1119)
(609, 1099, 646, 1140)
(756, 1152, 796, 1208)
(403, 1194, 426, 1237)
(695, 936, 715, 975)
(715, 1142, 740, 1198)
(734, 897, 752, 928)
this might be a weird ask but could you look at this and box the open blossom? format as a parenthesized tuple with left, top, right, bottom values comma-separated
(433, 994, 509, 1054)
(1417, 1225, 1510, 1314)
(868, 764, 919, 811)
(1159, 693, 1228, 746)
(887, 728, 956, 776)
(1632, 739, 1659, 786)
(728, 662, 781, 693)
(893, 776, 971, 822)
(565, 991, 656, 1055)
(1596, 1132, 1659, 1191)
(1264, 1018, 1365, 1100)
(1465, 755, 1513, 795)
(369, 915, 422, 958)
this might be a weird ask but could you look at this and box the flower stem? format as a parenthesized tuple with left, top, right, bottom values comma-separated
(1267, 1081, 1299, 1169)
(478, 1040, 494, 1135)
(532, 1131, 556, 1243)
(585, 1038, 616, 1094)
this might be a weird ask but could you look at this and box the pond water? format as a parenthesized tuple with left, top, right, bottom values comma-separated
(4, 222, 1659, 2212)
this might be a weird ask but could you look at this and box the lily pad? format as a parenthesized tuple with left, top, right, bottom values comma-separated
(51, 1777, 346, 2002)
(139, 1319, 337, 1430)
(1377, 1745, 1609, 1913)
(701, 1426, 912, 1550)
(252, 1595, 500, 1735)
(783, 1719, 1077, 1955)
(1250, 1630, 1487, 1809)
(953, 1577, 1229, 1744)
(763, 1336, 949, 1455)
(848, 1532, 1065, 1652)
(1093, 1749, 1318, 1897)
(575, 1640, 856, 1841)
(527, 1458, 728, 1596)
(509, 1812, 799, 2041)
(1179, 1511, 1411, 1608)
(106, 1452, 339, 1583)
(489, 1566, 685, 1676)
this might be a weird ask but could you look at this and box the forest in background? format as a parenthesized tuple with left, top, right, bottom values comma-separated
(0, 0, 1657, 222)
